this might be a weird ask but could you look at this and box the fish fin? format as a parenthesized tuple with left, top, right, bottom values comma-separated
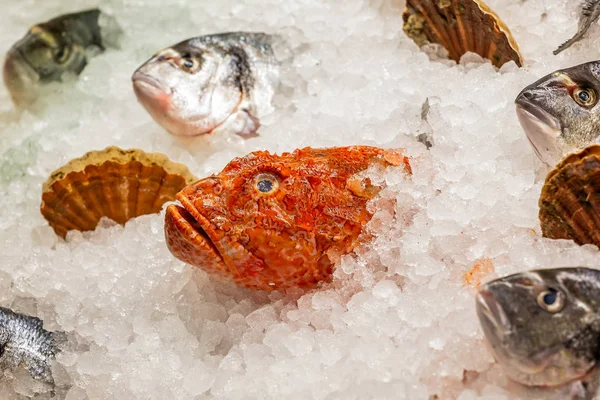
(24, 355, 54, 385)
(213, 106, 260, 139)
(51, 331, 68, 351)
(554, 0, 600, 54)
(582, 0, 600, 16)
(554, 30, 589, 55)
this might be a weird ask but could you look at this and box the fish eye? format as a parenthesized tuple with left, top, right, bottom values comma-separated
(53, 46, 70, 64)
(254, 173, 279, 195)
(177, 54, 199, 73)
(573, 88, 597, 107)
(536, 288, 565, 313)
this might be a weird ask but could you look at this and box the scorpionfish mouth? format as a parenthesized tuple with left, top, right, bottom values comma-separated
(164, 196, 231, 278)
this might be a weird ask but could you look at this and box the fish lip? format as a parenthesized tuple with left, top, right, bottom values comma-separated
(172, 200, 225, 263)
(476, 290, 512, 336)
(475, 291, 538, 375)
(131, 71, 172, 95)
(3, 47, 40, 106)
(515, 100, 562, 166)
(7, 46, 37, 74)
(514, 98, 561, 131)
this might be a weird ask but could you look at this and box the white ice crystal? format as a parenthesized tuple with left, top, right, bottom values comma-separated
(0, 0, 597, 398)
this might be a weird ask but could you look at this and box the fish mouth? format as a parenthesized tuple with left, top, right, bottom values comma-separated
(515, 98, 560, 130)
(515, 99, 562, 166)
(164, 198, 230, 274)
(476, 290, 512, 337)
(3, 47, 40, 107)
(475, 291, 538, 376)
(131, 71, 171, 95)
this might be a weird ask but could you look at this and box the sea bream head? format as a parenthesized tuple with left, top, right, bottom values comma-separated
(132, 33, 280, 138)
(3, 9, 107, 107)
(476, 267, 600, 388)
(515, 61, 600, 167)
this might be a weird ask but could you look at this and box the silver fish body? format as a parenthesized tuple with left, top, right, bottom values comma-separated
(515, 61, 600, 166)
(476, 267, 600, 391)
(132, 32, 287, 138)
(0, 306, 65, 384)
(555, 0, 600, 55)
(3, 8, 122, 107)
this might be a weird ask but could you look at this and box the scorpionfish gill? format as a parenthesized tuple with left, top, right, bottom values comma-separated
(164, 146, 412, 290)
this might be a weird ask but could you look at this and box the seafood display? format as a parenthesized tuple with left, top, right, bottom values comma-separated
(164, 146, 412, 290)
(538, 145, 600, 247)
(5, 0, 600, 398)
(402, 0, 522, 68)
(476, 267, 600, 395)
(40, 146, 196, 238)
(554, 0, 600, 55)
(2, 9, 122, 107)
(132, 32, 286, 138)
(515, 61, 600, 167)
(0, 306, 66, 384)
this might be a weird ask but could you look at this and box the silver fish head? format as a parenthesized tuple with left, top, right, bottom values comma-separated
(515, 61, 600, 167)
(476, 267, 600, 387)
(132, 39, 243, 137)
(3, 23, 91, 107)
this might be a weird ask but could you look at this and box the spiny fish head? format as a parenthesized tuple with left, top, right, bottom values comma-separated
(132, 39, 242, 137)
(515, 61, 600, 166)
(476, 267, 600, 387)
(164, 146, 405, 290)
(165, 149, 309, 290)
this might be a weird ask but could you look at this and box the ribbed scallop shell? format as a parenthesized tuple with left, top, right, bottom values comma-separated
(403, 0, 523, 68)
(539, 145, 600, 246)
(41, 146, 197, 238)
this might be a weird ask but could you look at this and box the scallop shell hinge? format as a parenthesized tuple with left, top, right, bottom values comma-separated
(403, 0, 523, 68)
(40, 146, 197, 238)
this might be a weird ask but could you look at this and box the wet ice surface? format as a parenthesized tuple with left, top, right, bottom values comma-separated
(0, 0, 599, 398)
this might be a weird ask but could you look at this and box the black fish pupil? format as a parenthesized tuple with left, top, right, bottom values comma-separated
(579, 90, 590, 102)
(543, 292, 556, 305)
(55, 47, 66, 61)
(183, 59, 193, 69)
(257, 180, 273, 193)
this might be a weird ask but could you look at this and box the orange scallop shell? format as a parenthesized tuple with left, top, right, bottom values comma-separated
(403, 0, 523, 68)
(40, 146, 196, 238)
(539, 145, 600, 246)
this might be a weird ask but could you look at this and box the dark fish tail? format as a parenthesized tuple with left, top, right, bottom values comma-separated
(554, 0, 600, 54)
